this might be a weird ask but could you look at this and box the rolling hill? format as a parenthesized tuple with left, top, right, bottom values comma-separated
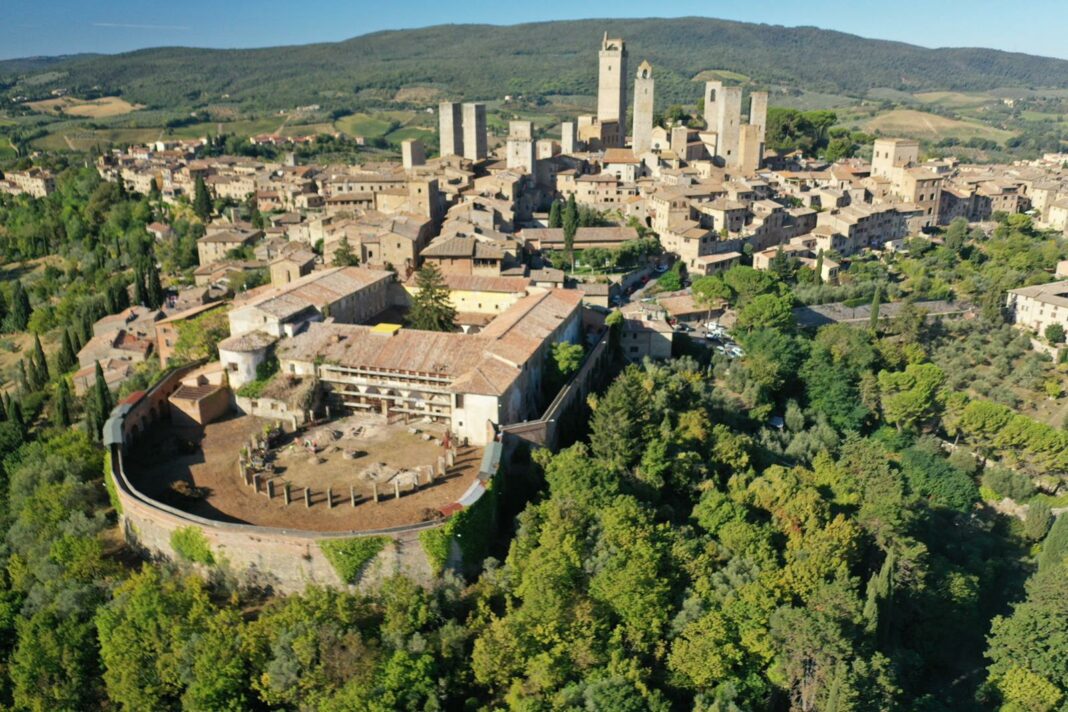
(3, 17, 1068, 112)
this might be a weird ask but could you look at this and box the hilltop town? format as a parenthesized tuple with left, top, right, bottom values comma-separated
(1, 25, 1068, 712)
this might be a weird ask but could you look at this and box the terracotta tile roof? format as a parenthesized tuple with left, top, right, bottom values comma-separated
(278, 289, 582, 397)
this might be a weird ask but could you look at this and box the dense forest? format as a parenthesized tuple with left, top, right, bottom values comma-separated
(4, 17, 1068, 111)
(0, 165, 1063, 709)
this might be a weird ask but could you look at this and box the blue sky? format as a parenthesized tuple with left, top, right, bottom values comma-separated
(4, 0, 1067, 61)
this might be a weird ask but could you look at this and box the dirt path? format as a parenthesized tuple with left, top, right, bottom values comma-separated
(63, 134, 75, 150)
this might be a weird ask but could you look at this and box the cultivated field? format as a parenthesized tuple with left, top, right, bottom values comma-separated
(845, 108, 1015, 143)
(26, 95, 144, 118)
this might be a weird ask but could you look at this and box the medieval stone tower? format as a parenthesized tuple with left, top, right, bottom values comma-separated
(597, 33, 628, 129)
(438, 102, 464, 158)
(462, 102, 487, 161)
(632, 60, 654, 154)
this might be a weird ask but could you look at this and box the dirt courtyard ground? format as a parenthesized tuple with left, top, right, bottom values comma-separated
(126, 413, 482, 532)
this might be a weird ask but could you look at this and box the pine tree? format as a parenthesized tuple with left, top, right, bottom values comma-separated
(548, 200, 562, 228)
(54, 378, 72, 427)
(869, 287, 882, 332)
(193, 176, 212, 222)
(9, 280, 31, 331)
(408, 263, 457, 332)
(332, 237, 360, 267)
(32, 333, 49, 383)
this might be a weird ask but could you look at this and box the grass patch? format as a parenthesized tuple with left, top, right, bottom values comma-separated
(846, 108, 1015, 143)
(335, 113, 394, 138)
(170, 526, 215, 565)
(103, 450, 123, 515)
(319, 536, 388, 584)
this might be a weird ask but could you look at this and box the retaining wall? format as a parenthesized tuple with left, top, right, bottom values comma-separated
(500, 332, 611, 451)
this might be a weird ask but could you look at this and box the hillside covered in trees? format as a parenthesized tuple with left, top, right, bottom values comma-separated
(0, 162, 1066, 709)
(4, 17, 1068, 111)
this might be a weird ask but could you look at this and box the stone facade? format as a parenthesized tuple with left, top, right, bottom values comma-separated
(632, 61, 654, 155)
(462, 103, 487, 161)
(438, 102, 464, 157)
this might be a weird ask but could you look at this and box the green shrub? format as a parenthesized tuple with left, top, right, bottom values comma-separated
(981, 466, 1035, 501)
(420, 528, 451, 575)
(170, 526, 215, 565)
(318, 536, 388, 584)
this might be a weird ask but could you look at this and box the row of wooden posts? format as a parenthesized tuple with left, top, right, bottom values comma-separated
(237, 447, 458, 508)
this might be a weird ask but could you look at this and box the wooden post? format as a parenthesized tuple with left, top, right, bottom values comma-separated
(327, 487, 334, 509)
(350, 485, 357, 507)
(284, 482, 291, 505)
(304, 487, 311, 508)
(372, 483, 379, 503)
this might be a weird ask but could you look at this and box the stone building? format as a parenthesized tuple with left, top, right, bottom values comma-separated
(506, 121, 536, 174)
(228, 266, 393, 338)
(401, 139, 426, 170)
(276, 288, 584, 446)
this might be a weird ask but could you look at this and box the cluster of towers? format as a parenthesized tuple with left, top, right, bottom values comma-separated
(438, 101, 487, 161)
(435, 33, 768, 173)
(702, 80, 767, 170)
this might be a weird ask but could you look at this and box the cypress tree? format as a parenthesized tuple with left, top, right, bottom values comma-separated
(80, 311, 95, 347)
(54, 378, 72, 427)
(814, 250, 824, 285)
(548, 200, 562, 228)
(869, 287, 882, 332)
(145, 260, 164, 309)
(32, 333, 49, 383)
(16, 360, 29, 394)
(92, 361, 113, 423)
(132, 266, 147, 306)
(57, 328, 77, 373)
(193, 175, 212, 221)
(0, 392, 8, 422)
(9, 399, 24, 435)
(9, 280, 31, 331)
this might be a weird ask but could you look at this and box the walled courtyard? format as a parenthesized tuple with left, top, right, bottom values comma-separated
(126, 412, 482, 532)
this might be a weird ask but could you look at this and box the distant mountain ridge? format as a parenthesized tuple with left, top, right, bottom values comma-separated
(2, 17, 1067, 110)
